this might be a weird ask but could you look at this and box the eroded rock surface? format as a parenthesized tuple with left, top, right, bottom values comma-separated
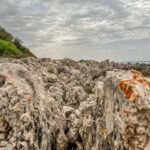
(102, 70, 150, 150)
(0, 57, 150, 150)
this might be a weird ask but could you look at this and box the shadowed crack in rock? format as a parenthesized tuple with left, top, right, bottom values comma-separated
(0, 75, 5, 87)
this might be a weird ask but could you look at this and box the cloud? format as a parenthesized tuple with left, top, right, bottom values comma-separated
(0, 0, 150, 61)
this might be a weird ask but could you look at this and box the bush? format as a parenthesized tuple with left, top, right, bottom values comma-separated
(0, 39, 23, 58)
(0, 26, 36, 58)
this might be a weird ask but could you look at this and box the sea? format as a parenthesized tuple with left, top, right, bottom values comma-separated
(121, 61, 150, 64)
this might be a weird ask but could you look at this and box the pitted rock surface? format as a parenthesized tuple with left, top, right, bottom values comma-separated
(0, 57, 149, 150)
(103, 70, 150, 150)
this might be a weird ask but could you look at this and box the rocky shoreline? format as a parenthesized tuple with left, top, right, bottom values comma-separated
(0, 57, 150, 150)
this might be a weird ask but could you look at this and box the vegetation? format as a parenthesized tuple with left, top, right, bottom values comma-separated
(0, 27, 13, 42)
(48, 69, 54, 74)
(79, 59, 85, 62)
(0, 26, 36, 58)
(84, 85, 94, 94)
(62, 91, 67, 101)
(13, 38, 35, 57)
(0, 39, 23, 58)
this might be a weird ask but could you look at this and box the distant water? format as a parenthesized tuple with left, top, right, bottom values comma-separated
(121, 61, 150, 64)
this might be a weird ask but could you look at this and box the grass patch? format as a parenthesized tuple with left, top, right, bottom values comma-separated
(84, 85, 94, 94)
(62, 91, 67, 101)
(48, 69, 54, 74)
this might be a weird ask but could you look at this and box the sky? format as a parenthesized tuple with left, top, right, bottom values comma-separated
(0, 0, 150, 62)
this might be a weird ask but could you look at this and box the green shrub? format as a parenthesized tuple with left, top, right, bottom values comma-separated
(0, 26, 36, 58)
(0, 39, 24, 58)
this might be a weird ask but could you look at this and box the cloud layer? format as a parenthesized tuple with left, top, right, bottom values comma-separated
(1, 0, 150, 61)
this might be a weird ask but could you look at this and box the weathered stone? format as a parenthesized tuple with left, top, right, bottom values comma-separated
(102, 70, 150, 149)
(0, 58, 149, 150)
(63, 106, 74, 118)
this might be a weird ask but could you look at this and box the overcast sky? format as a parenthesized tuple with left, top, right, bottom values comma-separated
(1, 0, 150, 62)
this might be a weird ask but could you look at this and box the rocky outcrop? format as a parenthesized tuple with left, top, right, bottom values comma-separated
(100, 70, 150, 150)
(0, 57, 150, 150)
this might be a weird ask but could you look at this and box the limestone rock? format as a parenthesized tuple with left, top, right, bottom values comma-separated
(102, 70, 150, 149)
(0, 63, 66, 150)
(0, 57, 149, 150)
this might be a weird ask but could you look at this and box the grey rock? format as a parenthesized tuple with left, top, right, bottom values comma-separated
(0, 57, 149, 150)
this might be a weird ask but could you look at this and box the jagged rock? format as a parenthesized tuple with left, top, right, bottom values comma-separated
(65, 86, 87, 107)
(0, 63, 66, 150)
(102, 70, 150, 149)
(56, 132, 68, 150)
(47, 74, 58, 83)
(0, 57, 149, 150)
(63, 106, 74, 118)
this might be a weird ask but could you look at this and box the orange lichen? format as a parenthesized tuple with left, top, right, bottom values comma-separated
(119, 70, 150, 102)
(147, 82, 150, 88)
(133, 95, 140, 101)
(123, 109, 128, 114)
(101, 129, 107, 136)
(119, 81, 134, 100)
(131, 70, 150, 88)
(136, 79, 144, 84)
(133, 74, 139, 79)
(123, 109, 128, 117)
(131, 70, 138, 74)
(141, 75, 145, 78)
(136, 79, 150, 88)
(131, 70, 140, 79)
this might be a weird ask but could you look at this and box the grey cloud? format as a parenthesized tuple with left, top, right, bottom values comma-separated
(0, 0, 150, 61)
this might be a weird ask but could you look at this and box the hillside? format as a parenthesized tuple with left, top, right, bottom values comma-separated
(0, 58, 150, 150)
(0, 26, 36, 58)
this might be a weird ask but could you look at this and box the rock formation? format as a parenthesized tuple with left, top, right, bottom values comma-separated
(0, 57, 150, 150)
